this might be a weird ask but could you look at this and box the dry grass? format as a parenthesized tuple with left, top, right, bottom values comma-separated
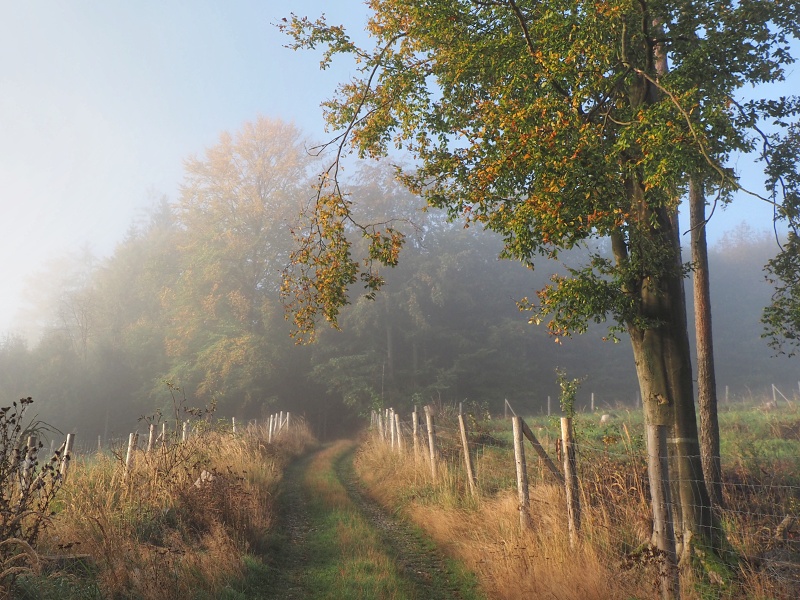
(355, 423, 800, 600)
(356, 438, 657, 599)
(33, 419, 316, 599)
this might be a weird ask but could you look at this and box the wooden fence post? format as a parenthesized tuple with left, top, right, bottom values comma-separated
(424, 405, 437, 481)
(60, 434, 75, 478)
(389, 408, 396, 449)
(394, 412, 404, 453)
(377, 412, 384, 441)
(182, 421, 188, 442)
(647, 424, 680, 600)
(560, 417, 581, 547)
(412, 406, 419, 463)
(147, 423, 155, 453)
(161, 422, 168, 448)
(458, 413, 477, 497)
(512, 416, 532, 529)
(124, 432, 138, 480)
(232, 417, 237, 435)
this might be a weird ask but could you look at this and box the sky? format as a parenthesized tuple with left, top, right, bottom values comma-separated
(0, 1, 797, 334)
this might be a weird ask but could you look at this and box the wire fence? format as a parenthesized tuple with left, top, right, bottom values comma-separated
(370, 401, 800, 599)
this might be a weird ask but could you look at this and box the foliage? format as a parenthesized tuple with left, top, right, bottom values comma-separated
(0, 398, 63, 592)
(280, 0, 799, 339)
(555, 368, 583, 418)
(764, 231, 800, 355)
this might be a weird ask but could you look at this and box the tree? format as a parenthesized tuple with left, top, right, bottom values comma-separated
(689, 178, 723, 509)
(163, 117, 320, 411)
(281, 0, 799, 558)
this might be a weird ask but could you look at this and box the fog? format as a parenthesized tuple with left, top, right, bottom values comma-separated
(0, 4, 797, 441)
(0, 115, 794, 442)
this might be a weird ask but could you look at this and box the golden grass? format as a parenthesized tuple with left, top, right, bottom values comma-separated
(355, 435, 675, 600)
(36, 419, 316, 599)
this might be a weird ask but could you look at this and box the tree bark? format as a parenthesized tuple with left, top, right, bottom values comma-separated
(689, 177, 724, 509)
(617, 182, 717, 558)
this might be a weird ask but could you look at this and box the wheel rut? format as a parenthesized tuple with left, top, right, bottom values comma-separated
(259, 440, 482, 600)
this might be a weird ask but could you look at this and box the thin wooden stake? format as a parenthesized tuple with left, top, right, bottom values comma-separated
(147, 423, 155, 453)
(424, 405, 437, 481)
(394, 412, 404, 453)
(458, 413, 477, 497)
(561, 417, 581, 547)
(60, 433, 75, 478)
(412, 406, 419, 463)
(390, 408, 396, 449)
(124, 432, 138, 480)
(512, 416, 532, 529)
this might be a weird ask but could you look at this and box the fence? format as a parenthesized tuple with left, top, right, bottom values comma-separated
(370, 401, 800, 600)
(12, 410, 294, 484)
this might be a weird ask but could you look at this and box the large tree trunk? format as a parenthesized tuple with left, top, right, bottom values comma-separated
(618, 183, 717, 560)
(689, 177, 724, 509)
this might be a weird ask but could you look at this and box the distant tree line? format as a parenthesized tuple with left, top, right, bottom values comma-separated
(0, 118, 793, 438)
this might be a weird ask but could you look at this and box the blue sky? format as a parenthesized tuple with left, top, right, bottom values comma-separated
(0, 1, 796, 332)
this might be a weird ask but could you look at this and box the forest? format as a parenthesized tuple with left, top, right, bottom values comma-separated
(0, 116, 793, 442)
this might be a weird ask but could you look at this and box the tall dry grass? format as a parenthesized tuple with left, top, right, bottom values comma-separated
(355, 415, 798, 600)
(33, 419, 316, 599)
(356, 437, 658, 599)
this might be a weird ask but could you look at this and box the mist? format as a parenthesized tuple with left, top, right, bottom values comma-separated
(0, 115, 793, 444)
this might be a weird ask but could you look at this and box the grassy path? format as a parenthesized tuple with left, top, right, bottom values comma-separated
(259, 440, 484, 600)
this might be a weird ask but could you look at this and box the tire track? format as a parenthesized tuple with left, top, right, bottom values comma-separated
(260, 441, 483, 600)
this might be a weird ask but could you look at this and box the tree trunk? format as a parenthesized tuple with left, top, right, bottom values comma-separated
(618, 184, 717, 558)
(689, 177, 724, 509)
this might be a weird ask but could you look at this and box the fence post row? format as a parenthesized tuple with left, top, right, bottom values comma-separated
(560, 417, 581, 548)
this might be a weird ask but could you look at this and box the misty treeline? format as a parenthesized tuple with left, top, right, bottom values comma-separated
(0, 117, 792, 438)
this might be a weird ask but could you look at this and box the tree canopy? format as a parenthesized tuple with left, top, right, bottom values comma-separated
(281, 0, 799, 337)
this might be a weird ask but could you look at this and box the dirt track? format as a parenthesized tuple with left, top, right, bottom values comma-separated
(260, 440, 482, 599)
